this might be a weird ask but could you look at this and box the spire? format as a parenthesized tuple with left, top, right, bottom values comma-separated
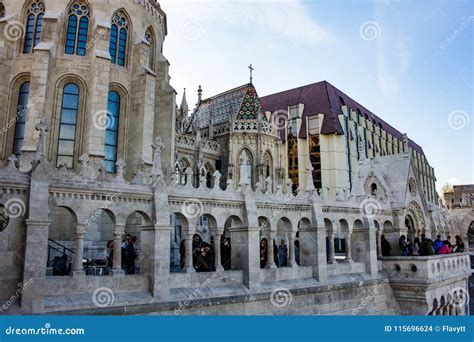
(248, 64, 254, 84)
(180, 88, 189, 113)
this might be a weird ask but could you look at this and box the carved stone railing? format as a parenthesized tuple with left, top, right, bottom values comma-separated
(381, 253, 471, 282)
(175, 133, 220, 156)
(261, 120, 276, 135)
(233, 119, 277, 136)
(212, 122, 230, 136)
(175, 133, 196, 149)
(234, 120, 258, 132)
(200, 139, 220, 155)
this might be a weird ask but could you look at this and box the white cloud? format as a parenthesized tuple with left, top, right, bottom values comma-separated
(160, 0, 332, 44)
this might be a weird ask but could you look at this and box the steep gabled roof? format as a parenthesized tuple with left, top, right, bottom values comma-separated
(260, 81, 424, 155)
(190, 83, 266, 130)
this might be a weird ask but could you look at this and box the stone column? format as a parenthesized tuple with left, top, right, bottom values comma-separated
(140, 224, 171, 299)
(345, 233, 353, 262)
(230, 226, 260, 290)
(21, 219, 51, 313)
(288, 232, 297, 267)
(328, 233, 336, 264)
(71, 226, 86, 276)
(111, 224, 125, 275)
(183, 233, 195, 273)
(299, 226, 327, 282)
(265, 234, 276, 269)
(214, 231, 224, 271)
(376, 230, 382, 258)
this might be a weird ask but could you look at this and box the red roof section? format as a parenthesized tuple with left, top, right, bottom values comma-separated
(260, 81, 424, 155)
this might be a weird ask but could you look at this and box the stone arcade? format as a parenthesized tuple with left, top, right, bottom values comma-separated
(0, 0, 470, 315)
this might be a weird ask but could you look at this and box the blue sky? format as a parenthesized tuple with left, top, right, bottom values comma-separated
(160, 0, 473, 193)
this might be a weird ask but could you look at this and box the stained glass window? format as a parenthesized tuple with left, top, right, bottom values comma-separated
(104, 91, 120, 172)
(57, 83, 79, 168)
(23, 0, 45, 53)
(109, 11, 129, 66)
(12, 82, 30, 157)
(65, 2, 90, 56)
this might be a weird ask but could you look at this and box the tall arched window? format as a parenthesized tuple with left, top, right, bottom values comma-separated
(239, 149, 252, 185)
(57, 83, 80, 168)
(109, 11, 129, 66)
(12, 82, 31, 157)
(145, 27, 155, 70)
(23, 0, 45, 54)
(65, 2, 90, 56)
(104, 91, 120, 173)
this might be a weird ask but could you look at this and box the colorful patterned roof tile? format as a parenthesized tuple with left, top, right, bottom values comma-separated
(236, 86, 265, 121)
(192, 83, 266, 130)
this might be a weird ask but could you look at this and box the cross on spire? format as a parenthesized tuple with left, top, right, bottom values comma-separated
(248, 64, 254, 83)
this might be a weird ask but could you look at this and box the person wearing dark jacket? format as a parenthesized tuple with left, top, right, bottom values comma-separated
(453, 235, 465, 253)
(399, 235, 408, 256)
(381, 235, 392, 256)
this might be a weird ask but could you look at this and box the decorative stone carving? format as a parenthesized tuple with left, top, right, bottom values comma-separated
(34, 117, 49, 163)
(212, 170, 221, 191)
(151, 136, 165, 177)
(265, 176, 272, 194)
(79, 154, 93, 180)
(131, 170, 144, 185)
(115, 159, 126, 183)
(7, 155, 18, 171)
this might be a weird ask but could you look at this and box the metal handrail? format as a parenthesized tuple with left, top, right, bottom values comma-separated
(47, 238, 91, 263)
(48, 238, 75, 254)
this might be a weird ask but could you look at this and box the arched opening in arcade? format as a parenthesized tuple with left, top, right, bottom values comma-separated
(47, 206, 77, 276)
(83, 208, 115, 276)
(258, 216, 271, 269)
(123, 211, 151, 275)
(192, 214, 218, 272)
(171, 212, 188, 272)
(276, 217, 292, 267)
(223, 215, 243, 271)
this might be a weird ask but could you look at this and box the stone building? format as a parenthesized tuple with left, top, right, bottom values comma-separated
(443, 185, 474, 250)
(0, 0, 470, 316)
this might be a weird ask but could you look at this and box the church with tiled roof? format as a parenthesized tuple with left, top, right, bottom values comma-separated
(175, 79, 437, 206)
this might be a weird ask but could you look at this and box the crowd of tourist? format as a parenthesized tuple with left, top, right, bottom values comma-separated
(99, 231, 464, 275)
(259, 238, 300, 268)
(178, 235, 232, 272)
(380, 234, 465, 257)
(105, 233, 138, 274)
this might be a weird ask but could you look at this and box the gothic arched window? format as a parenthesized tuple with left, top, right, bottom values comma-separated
(144, 27, 155, 70)
(104, 91, 121, 173)
(12, 82, 30, 157)
(109, 11, 129, 66)
(263, 151, 272, 179)
(57, 83, 80, 168)
(239, 149, 252, 185)
(65, 2, 90, 56)
(23, 0, 45, 53)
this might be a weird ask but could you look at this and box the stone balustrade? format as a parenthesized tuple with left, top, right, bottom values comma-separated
(381, 253, 471, 281)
